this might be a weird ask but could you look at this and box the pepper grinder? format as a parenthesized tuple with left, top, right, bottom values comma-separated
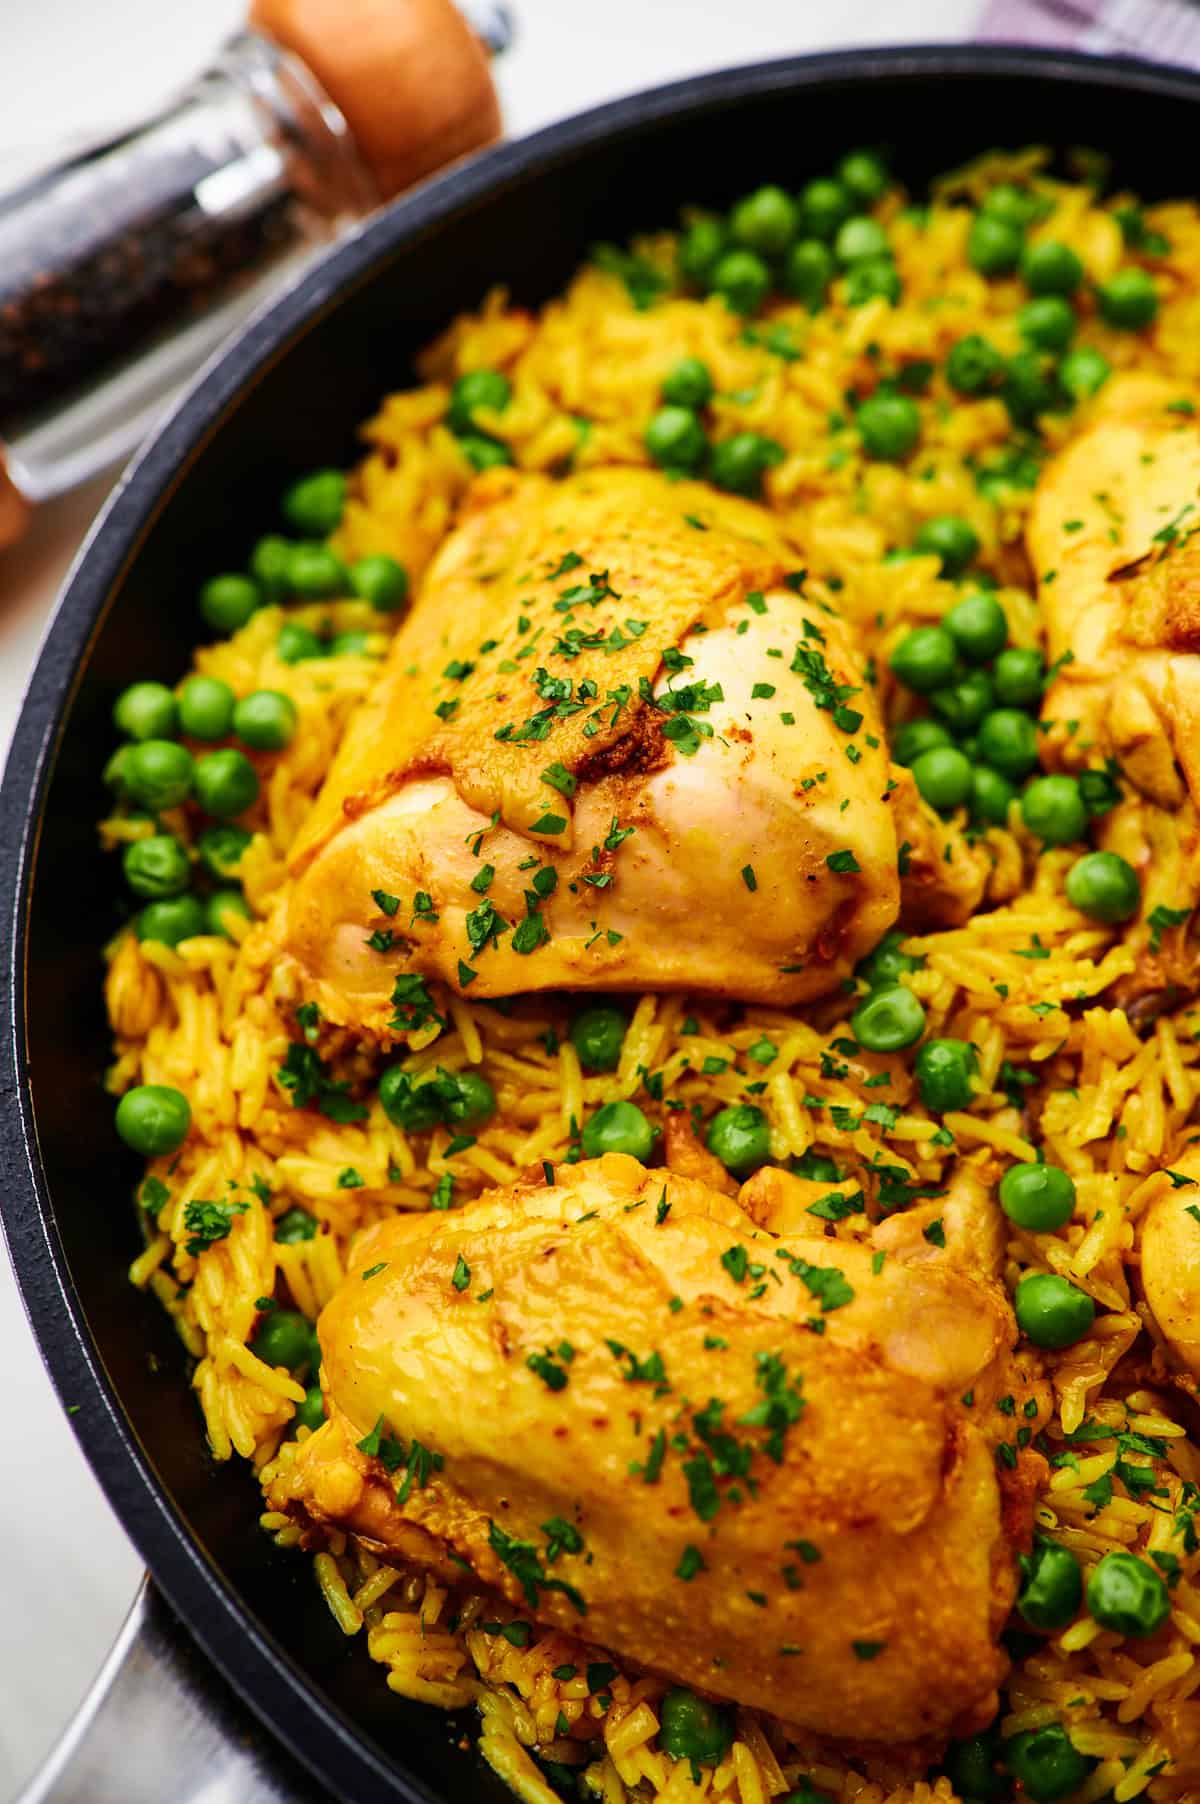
(0, 0, 510, 551)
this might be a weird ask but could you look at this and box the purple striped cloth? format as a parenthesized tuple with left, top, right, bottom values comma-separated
(977, 0, 1200, 61)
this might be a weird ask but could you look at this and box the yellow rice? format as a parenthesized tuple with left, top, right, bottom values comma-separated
(104, 147, 1200, 1801)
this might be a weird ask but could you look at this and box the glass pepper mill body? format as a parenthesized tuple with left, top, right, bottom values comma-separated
(0, 32, 374, 506)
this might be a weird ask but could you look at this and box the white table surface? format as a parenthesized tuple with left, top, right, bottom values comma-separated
(0, 0, 1048, 1793)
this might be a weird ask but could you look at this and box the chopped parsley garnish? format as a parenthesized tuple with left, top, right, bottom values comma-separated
(451, 1255, 471, 1292)
(527, 1348, 571, 1390)
(277, 1043, 368, 1122)
(826, 850, 861, 874)
(182, 1198, 247, 1257)
(676, 1544, 706, 1581)
(488, 1520, 587, 1614)
(372, 890, 401, 917)
(1149, 903, 1190, 953)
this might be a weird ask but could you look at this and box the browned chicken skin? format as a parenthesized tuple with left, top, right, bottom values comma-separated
(1030, 373, 1200, 810)
(272, 1155, 1035, 1748)
(282, 467, 982, 1037)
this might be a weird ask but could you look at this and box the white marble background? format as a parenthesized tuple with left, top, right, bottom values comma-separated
(0, 0, 1093, 1792)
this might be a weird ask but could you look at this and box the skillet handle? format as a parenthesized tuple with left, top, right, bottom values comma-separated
(18, 1577, 326, 1803)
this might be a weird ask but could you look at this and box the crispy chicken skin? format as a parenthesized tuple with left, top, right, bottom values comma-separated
(283, 467, 979, 1034)
(1029, 373, 1200, 808)
(274, 1154, 1031, 1746)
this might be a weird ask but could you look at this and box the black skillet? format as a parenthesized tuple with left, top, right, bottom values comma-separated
(3, 43, 1199, 1804)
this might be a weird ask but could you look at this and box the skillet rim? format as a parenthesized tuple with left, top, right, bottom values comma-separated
(5, 41, 1200, 1803)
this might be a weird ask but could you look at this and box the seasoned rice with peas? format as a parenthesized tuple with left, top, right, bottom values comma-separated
(103, 143, 1200, 1803)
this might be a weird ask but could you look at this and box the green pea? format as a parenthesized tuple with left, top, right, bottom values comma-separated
(197, 823, 252, 881)
(249, 536, 293, 603)
(911, 745, 973, 813)
(252, 1308, 314, 1372)
(781, 1785, 835, 1804)
(177, 675, 235, 742)
(844, 257, 901, 306)
(706, 1103, 771, 1175)
(644, 406, 708, 473)
(709, 433, 784, 498)
(977, 709, 1039, 780)
(329, 632, 378, 658)
(929, 670, 994, 734)
(294, 1384, 325, 1433)
(946, 334, 1007, 396)
(115, 1083, 191, 1156)
(274, 1207, 317, 1244)
(856, 929, 922, 989)
(570, 1006, 627, 1072)
(113, 681, 179, 742)
(945, 1731, 1005, 1803)
(458, 435, 513, 472)
(1004, 1725, 1091, 1804)
(658, 1688, 732, 1767)
(281, 469, 346, 536)
(379, 1066, 442, 1132)
(838, 149, 889, 205)
(1014, 1272, 1096, 1349)
(982, 183, 1043, 229)
(993, 645, 1045, 708)
(730, 185, 798, 257)
(1065, 850, 1140, 924)
(971, 766, 1016, 826)
(103, 745, 137, 798)
(834, 216, 889, 265)
(913, 514, 980, 576)
(1086, 1550, 1171, 1638)
(661, 358, 714, 410)
(1000, 1161, 1076, 1231)
(968, 214, 1023, 276)
(200, 573, 261, 633)
(137, 895, 207, 947)
(1018, 295, 1077, 353)
(1059, 345, 1112, 402)
(914, 1038, 977, 1112)
(441, 1069, 496, 1128)
(944, 591, 1008, 663)
(892, 718, 952, 765)
(857, 392, 920, 461)
(889, 626, 959, 695)
(1003, 349, 1063, 426)
(1018, 1539, 1083, 1631)
(193, 748, 260, 819)
(1021, 774, 1086, 846)
(287, 544, 347, 598)
(233, 690, 298, 751)
(798, 178, 852, 242)
(678, 214, 727, 287)
(851, 983, 927, 1052)
(205, 889, 253, 939)
(447, 369, 512, 435)
(1097, 267, 1158, 330)
(783, 240, 833, 310)
(349, 554, 409, 613)
(711, 248, 771, 315)
(277, 622, 325, 664)
(123, 834, 190, 900)
(125, 740, 194, 811)
(1021, 240, 1084, 296)
(581, 1100, 655, 1161)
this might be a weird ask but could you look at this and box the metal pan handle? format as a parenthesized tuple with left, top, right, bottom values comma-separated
(19, 1578, 326, 1803)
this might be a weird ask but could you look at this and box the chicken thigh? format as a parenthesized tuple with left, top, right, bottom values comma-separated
(1028, 373, 1200, 808)
(283, 467, 978, 1036)
(274, 1154, 1032, 1747)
